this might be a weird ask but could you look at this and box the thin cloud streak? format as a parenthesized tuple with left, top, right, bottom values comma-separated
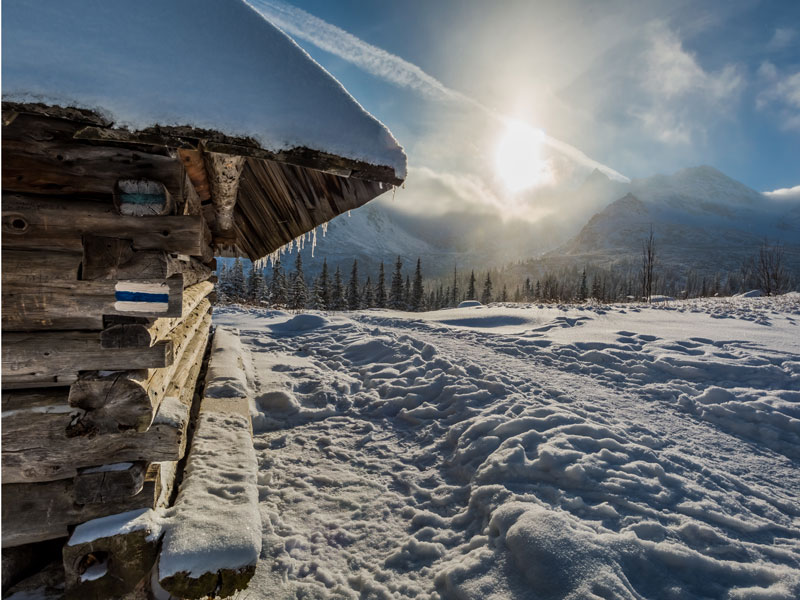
(247, 0, 629, 183)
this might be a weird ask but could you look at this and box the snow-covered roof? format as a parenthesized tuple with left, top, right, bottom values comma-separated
(1, 0, 406, 182)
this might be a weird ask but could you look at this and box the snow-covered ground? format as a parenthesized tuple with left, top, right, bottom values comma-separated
(216, 294, 800, 599)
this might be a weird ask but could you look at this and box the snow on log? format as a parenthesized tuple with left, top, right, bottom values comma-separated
(62, 508, 163, 599)
(158, 327, 260, 599)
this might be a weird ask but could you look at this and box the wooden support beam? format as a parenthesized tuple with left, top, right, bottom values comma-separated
(81, 235, 212, 285)
(204, 152, 245, 236)
(2, 248, 83, 284)
(62, 509, 161, 600)
(2, 193, 207, 255)
(2, 273, 183, 331)
(158, 327, 259, 599)
(69, 306, 211, 432)
(2, 114, 185, 200)
(2, 394, 190, 484)
(101, 280, 214, 348)
(178, 149, 211, 202)
(2, 332, 173, 389)
(73, 462, 148, 505)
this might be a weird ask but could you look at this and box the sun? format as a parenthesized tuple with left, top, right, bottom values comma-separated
(494, 119, 548, 192)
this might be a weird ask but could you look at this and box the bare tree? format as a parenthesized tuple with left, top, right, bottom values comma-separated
(755, 239, 788, 296)
(641, 226, 656, 302)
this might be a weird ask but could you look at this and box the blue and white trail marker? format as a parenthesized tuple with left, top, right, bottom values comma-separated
(114, 281, 170, 313)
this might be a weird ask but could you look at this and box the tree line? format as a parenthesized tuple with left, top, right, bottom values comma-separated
(217, 240, 792, 311)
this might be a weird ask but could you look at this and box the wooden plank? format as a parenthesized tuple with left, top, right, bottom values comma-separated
(2, 193, 206, 255)
(2, 394, 190, 484)
(101, 281, 214, 348)
(68, 308, 212, 432)
(2, 115, 185, 199)
(2, 332, 173, 389)
(3, 559, 65, 600)
(73, 462, 148, 505)
(2, 274, 183, 331)
(81, 235, 212, 285)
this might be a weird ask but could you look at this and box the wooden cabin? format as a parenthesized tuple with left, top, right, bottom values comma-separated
(1, 2, 406, 597)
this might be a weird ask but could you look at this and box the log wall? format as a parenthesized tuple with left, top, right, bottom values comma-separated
(1, 111, 218, 597)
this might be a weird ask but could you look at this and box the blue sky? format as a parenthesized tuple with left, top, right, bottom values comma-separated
(248, 0, 799, 213)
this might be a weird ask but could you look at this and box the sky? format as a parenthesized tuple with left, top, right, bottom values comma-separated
(246, 0, 800, 219)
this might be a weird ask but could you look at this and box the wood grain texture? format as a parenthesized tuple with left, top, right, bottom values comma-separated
(2, 274, 183, 331)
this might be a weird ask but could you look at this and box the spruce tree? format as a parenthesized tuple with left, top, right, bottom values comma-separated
(231, 257, 246, 302)
(500, 284, 508, 303)
(467, 271, 476, 300)
(404, 275, 411, 309)
(579, 268, 588, 302)
(319, 258, 331, 309)
(347, 259, 360, 310)
(331, 266, 345, 310)
(309, 276, 326, 310)
(289, 253, 307, 311)
(481, 272, 493, 304)
(390, 256, 404, 309)
(362, 276, 374, 308)
(451, 266, 459, 306)
(269, 257, 287, 307)
(411, 258, 424, 311)
(376, 262, 387, 308)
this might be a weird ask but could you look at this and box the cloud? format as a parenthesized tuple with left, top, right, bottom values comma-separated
(764, 184, 800, 202)
(634, 22, 743, 144)
(245, 0, 629, 183)
(767, 28, 796, 52)
(756, 62, 800, 132)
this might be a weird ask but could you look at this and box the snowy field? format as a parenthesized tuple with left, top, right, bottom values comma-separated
(215, 294, 800, 600)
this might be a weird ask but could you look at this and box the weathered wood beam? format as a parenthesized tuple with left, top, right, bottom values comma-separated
(2, 193, 207, 255)
(81, 236, 212, 285)
(2, 332, 173, 389)
(178, 149, 212, 202)
(2, 274, 183, 332)
(69, 306, 212, 432)
(2, 468, 162, 547)
(2, 394, 190, 484)
(2, 248, 83, 284)
(158, 327, 259, 599)
(73, 462, 148, 505)
(62, 509, 161, 600)
(101, 280, 214, 348)
(204, 152, 245, 235)
(2, 114, 185, 199)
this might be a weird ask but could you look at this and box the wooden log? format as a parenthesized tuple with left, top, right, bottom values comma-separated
(158, 327, 259, 599)
(62, 509, 161, 600)
(2, 115, 185, 199)
(2, 468, 162, 547)
(2, 394, 190, 484)
(2, 248, 83, 283)
(113, 179, 174, 216)
(101, 281, 214, 348)
(2, 273, 183, 331)
(2, 193, 207, 255)
(81, 235, 212, 285)
(178, 149, 212, 202)
(2, 332, 173, 390)
(204, 152, 245, 235)
(68, 307, 212, 432)
(3, 559, 65, 600)
(73, 462, 148, 505)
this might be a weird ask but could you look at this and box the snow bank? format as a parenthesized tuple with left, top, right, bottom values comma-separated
(2, 0, 406, 179)
(216, 296, 800, 599)
(204, 327, 251, 399)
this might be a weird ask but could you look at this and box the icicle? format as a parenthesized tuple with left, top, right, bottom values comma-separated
(347, 210, 351, 217)
(322, 222, 328, 237)
(311, 227, 317, 258)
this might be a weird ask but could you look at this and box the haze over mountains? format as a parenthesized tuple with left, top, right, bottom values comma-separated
(294, 166, 800, 280)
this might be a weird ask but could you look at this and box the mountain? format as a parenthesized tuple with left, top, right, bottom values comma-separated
(554, 166, 800, 274)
